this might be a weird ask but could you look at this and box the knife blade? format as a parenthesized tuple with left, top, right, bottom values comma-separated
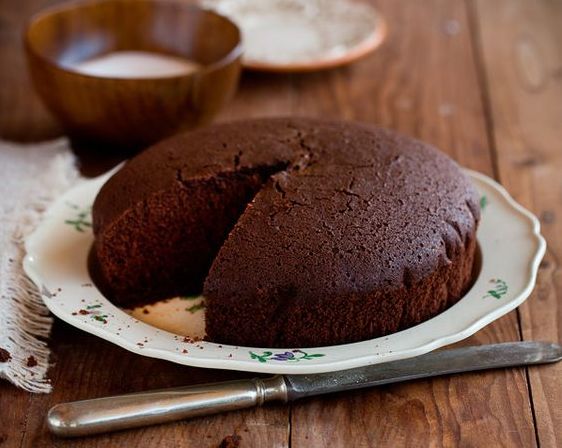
(285, 340, 562, 399)
(47, 341, 562, 437)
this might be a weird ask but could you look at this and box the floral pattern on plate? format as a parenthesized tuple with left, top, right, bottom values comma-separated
(23, 169, 545, 374)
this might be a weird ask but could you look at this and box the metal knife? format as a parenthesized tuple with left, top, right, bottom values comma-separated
(47, 341, 562, 437)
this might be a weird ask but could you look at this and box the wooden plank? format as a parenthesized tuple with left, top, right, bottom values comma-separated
(0, 0, 547, 447)
(289, 0, 537, 446)
(0, 1, 291, 447)
(15, 322, 289, 448)
(0, 2, 63, 445)
(0, 0, 62, 141)
(472, 0, 562, 446)
(0, 388, 31, 448)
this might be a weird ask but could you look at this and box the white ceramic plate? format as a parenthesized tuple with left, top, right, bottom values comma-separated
(23, 169, 545, 374)
(202, 0, 386, 72)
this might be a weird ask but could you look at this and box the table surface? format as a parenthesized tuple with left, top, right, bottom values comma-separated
(1, 0, 561, 447)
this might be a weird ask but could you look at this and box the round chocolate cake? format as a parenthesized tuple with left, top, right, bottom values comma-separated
(90, 118, 480, 347)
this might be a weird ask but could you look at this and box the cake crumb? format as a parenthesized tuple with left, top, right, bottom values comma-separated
(0, 348, 11, 363)
(219, 433, 241, 448)
(26, 356, 38, 367)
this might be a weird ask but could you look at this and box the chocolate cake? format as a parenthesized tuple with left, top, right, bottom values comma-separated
(90, 118, 480, 347)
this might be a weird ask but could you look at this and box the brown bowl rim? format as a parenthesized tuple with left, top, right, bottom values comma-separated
(23, 0, 244, 82)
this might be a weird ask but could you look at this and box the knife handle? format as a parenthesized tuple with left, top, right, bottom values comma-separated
(47, 376, 288, 437)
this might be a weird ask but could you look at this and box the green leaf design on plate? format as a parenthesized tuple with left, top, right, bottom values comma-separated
(302, 353, 325, 359)
(480, 195, 488, 210)
(186, 302, 205, 314)
(81, 302, 108, 323)
(483, 278, 508, 299)
(92, 314, 108, 323)
(250, 351, 273, 363)
(65, 203, 92, 232)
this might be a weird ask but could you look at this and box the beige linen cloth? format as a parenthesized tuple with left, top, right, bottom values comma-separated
(0, 139, 79, 393)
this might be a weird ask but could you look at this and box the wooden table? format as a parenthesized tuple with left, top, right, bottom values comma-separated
(1, 1, 561, 446)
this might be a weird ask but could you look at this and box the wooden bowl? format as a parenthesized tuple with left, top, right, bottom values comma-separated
(24, 0, 242, 152)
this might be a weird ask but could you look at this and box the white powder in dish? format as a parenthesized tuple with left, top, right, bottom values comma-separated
(71, 51, 200, 78)
(203, 0, 381, 65)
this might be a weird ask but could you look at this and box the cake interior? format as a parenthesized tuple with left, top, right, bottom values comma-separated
(91, 162, 289, 305)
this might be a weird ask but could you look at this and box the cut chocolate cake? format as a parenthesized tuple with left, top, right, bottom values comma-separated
(90, 118, 480, 347)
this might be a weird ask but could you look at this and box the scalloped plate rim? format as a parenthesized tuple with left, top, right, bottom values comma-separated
(23, 168, 546, 374)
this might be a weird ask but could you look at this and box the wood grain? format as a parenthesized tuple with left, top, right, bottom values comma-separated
(286, 1, 536, 445)
(0, 3, 288, 447)
(472, 0, 562, 446)
(0, 0, 560, 447)
(5, 322, 289, 448)
(0, 0, 62, 141)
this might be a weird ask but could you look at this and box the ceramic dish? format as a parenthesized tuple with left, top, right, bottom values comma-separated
(23, 169, 545, 374)
(202, 0, 386, 72)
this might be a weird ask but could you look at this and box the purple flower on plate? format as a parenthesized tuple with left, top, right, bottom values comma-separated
(271, 351, 295, 361)
(249, 349, 325, 363)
